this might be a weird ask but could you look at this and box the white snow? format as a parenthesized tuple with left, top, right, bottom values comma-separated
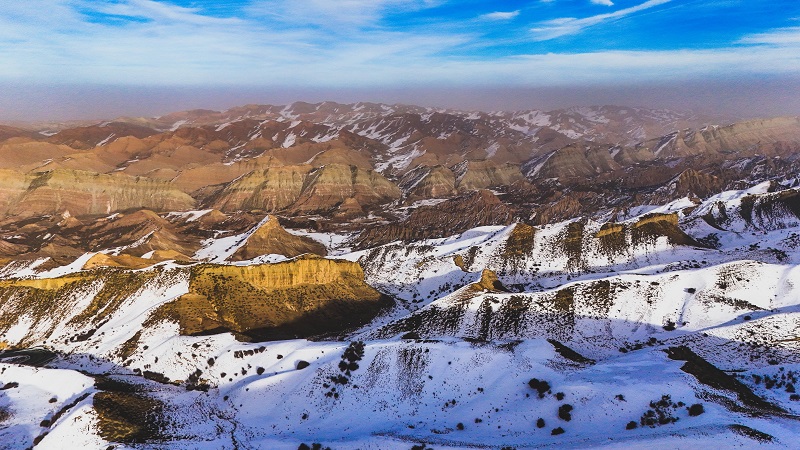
(194, 214, 272, 262)
(170, 119, 188, 131)
(166, 209, 213, 222)
(2, 184, 800, 448)
(94, 133, 116, 147)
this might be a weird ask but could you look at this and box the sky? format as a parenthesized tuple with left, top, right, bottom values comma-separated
(1, 0, 799, 120)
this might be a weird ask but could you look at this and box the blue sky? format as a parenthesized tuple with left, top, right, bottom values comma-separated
(1, 0, 800, 120)
(0, 0, 798, 88)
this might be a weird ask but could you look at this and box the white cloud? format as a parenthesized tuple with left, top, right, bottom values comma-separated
(531, 0, 671, 40)
(245, 0, 443, 28)
(90, 0, 243, 25)
(480, 11, 520, 21)
(591, 0, 615, 5)
(738, 27, 800, 45)
(0, 0, 798, 90)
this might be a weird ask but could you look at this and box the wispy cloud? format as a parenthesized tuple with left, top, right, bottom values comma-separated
(531, 0, 671, 41)
(738, 27, 800, 45)
(0, 0, 797, 92)
(591, 0, 615, 6)
(480, 11, 520, 21)
(245, 0, 443, 28)
(89, 0, 243, 25)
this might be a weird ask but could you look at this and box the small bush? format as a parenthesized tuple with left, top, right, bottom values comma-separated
(551, 427, 565, 435)
(456, 422, 464, 430)
(528, 378, 551, 398)
(558, 404, 573, 421)
(626, 421, 637, 430)
(297, 444, 329, 450)
(687, 403, 704, 416)
(555, 392, 565, 400)
(536, 418, 545, 428)
(256, 367, 265, 375)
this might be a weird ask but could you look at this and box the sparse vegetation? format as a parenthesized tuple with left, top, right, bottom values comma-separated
(730, 424, 774, 443)
(639, 395, 680, 428)
(325, 341, 365, 399)
(298, 444, 331, 450)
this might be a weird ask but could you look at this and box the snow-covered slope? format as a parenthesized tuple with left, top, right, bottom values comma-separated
(1, 185, 800, 448)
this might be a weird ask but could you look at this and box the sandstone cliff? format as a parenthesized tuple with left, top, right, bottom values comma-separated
(158, 256, 390, 340)
(6, 170, 196, 217)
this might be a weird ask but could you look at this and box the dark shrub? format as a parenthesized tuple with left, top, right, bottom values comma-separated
(551, 427, 565, 435)
(688, 403, 704, 416)
(256, 367, 265, 375)
(296, 360, 310, 370)
(528, 378, 551, 398)
(558, 404, 573, 421)
(626, 421, 637, 430)
(555, 392, 565, 400)
(456, 422, 464, 430)
(536, 418, 545, 428)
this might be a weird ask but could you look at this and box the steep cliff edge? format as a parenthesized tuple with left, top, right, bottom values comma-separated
(156, 256, 390, 340)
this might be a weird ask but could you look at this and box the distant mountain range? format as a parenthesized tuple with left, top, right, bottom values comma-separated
(1, 102, 800, 449)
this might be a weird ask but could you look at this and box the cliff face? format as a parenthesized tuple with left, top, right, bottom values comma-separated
(453, 160, 524, 192)
(639, 117, 800, 160)
(528, 143, 621, 181)
(290, 164, 401, 213)
(207, 165, 311, 212)
(0, 170, 33, 216)
(4, 170, 195, 217)
(159, 256, 390, 340)
(208, 164, 400, 214)
(399, 165, 457, 202)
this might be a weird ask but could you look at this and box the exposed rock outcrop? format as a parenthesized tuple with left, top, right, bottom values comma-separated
(208, 164, 400, 215)
(357, 190, 518, 248)
(158, 256, 391, 340)
(4, 170, 195, 217)
(231, 215, 327, 260)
